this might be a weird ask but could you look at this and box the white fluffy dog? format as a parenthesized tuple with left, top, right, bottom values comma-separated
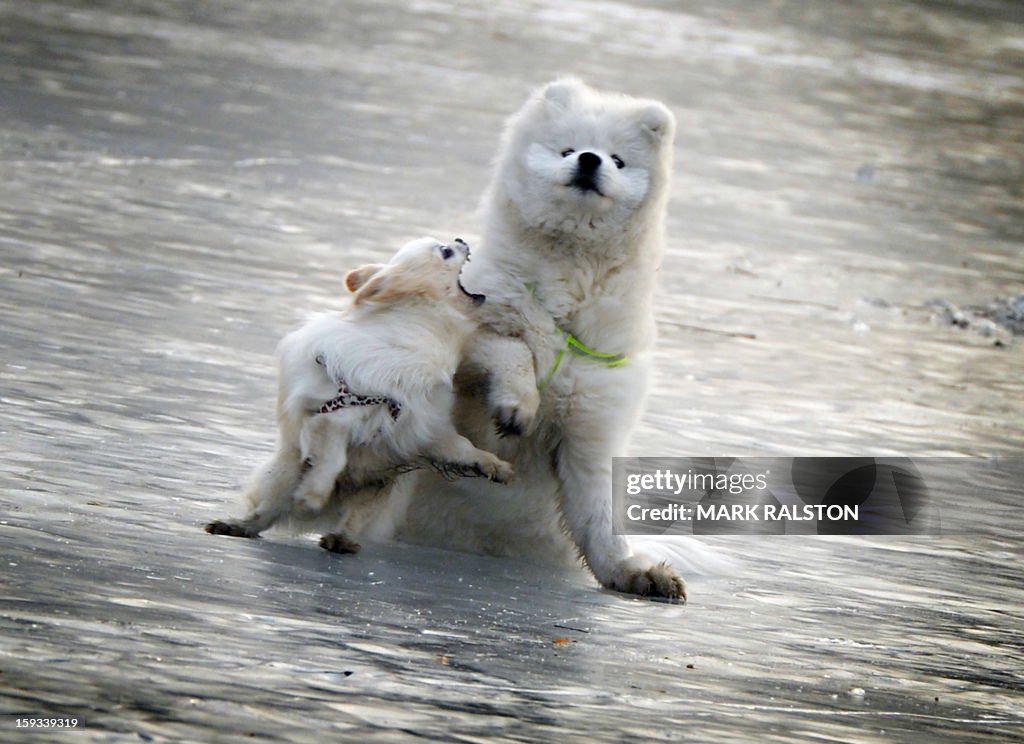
(206, 237, 513, 549)
(357, 80, 688, 601)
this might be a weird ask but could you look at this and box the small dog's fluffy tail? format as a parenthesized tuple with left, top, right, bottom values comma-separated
(632, 536, 741, 577)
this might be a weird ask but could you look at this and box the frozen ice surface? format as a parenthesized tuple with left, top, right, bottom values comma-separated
(1, 0, 1022, 741)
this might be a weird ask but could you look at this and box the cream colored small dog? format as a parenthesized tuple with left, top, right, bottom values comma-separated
(206, 237, 513, 549)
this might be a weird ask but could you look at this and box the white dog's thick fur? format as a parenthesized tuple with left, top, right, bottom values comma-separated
(358, 80, 688, 600)
(206, 237, 512, 548)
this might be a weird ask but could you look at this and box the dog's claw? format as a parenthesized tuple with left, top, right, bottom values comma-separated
(493, 405, 526, 438)
(495, 413, 522, 438)
(432, 457, 515, 484)
(607, 557, 687, 604)
(483, 460, 515, 484)
(486, 468, 512, 485)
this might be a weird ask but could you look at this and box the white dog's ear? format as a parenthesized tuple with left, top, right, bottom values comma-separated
(541, 77, 584, 111)
(344, 264, 386, 293)
(638, 102, 676, 143)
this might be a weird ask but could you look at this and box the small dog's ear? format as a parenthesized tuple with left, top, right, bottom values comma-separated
(351, 270, 389, 304)
(639, 102, 676, 143)
(345, 264, 386, 293)
(351, 263, 440, 306)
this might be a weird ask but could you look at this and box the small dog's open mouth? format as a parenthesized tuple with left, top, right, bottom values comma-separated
(458, 277, 485, 305)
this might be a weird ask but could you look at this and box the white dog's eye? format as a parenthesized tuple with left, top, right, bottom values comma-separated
(441, 246, 455, 260)
(611, 154, 625, 169)
(561, 148, 575, 158)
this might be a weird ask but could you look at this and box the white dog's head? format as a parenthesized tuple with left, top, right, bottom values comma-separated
(488, 78, 676, 244)
(344, 237, 484, 309)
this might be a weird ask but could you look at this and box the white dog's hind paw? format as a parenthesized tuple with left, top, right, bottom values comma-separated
(320, 532, 361, 554)
(607, 555, 687, 603)
(204, 519, 260, 538)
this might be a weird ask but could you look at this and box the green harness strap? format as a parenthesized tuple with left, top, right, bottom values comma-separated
(526, 283, 629, 390)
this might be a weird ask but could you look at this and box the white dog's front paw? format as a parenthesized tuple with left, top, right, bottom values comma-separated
(490, 386, 539, 438)
(606, 555, 687, 603)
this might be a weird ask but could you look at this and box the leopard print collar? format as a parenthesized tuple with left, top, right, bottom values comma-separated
(319, 381, 402, 420)
(315, 354, 402, 420)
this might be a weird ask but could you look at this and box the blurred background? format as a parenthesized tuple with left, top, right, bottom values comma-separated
(2, 0, 1021, 459)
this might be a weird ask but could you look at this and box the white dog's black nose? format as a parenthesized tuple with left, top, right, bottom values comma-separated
(571, 152, 604, 194)
(576, 151, 602, 174)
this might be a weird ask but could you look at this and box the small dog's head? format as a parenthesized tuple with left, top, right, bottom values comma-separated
(345, 238, 485, 309)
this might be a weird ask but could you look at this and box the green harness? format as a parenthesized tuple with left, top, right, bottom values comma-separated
(526, 282, 629, 390)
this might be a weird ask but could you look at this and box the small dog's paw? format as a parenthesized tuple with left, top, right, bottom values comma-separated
(457, 451, 515, 484)
(204, 520, 258, 538)
(607, 555, 687, 603)
(478, 456, 515, 484)
(319, 532, 361, 554)
(433, 455, 513, 483)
